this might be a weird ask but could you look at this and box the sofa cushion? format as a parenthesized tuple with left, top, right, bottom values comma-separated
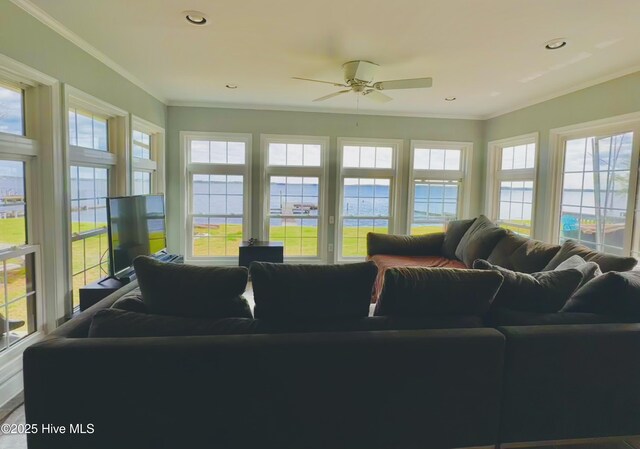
(88, 309, 484, 338)
(375, 267, 504, 317)
(250, 261, 377, 321)
(561, 270, 640, 317)
(543, 239, 638, 273)
(487, 307, 626, 326)
(473, 259, 583, 313)
(133, 256, 252, 319)
(441, 218, 476, 260)
(111, 294, 147, 314)
(455, 215, 508, 267)
(89, 309, 260, 338)
(367, 232, 444, 257)
(554, 255, 602, 288)
(487, 232, 560, 273)
(368, 254, 466, 303)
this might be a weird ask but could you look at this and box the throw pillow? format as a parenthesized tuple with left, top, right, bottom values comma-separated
(133, 256, 252, 319)
(441, 218, 476, 260)
(473, 259, 583, 313)
(455, 215, 508, 267)
(554, 255, 602, 288)
(487, 232, 560, 273)
(561, 270, 640, 317)
(250, 261, 377, 321)
(543, 239, 637, 273)
(111, 291, 148, 313)
(366, 232, 444, 257)
(375, 267, 504, 317)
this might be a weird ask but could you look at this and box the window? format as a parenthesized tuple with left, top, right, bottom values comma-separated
(559, 132, 634, 255)
(0, 83, 24, 136)
(486, 135, 537, 237)
(68, 108, 108, 151)
(184, 133, 251, 260)
(69, 166, 109, 304)
(337, 139, 400, 258)
(132, 122, 164, 195)
(0, 82, 38, 349)
(263, 136, 328, 260)
(66, 87, 125, 309)
(409, 141, 471, 235)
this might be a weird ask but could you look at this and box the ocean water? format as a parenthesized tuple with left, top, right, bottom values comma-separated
(0, 177, 629, 229)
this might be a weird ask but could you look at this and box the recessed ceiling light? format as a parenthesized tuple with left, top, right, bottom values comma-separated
(444, 97, 456, 101)
(226, 84, 238, 89)
(184, 10, 208, 26)
(545, 38, 567, 50)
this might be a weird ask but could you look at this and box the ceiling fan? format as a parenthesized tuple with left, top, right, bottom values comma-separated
(293, 60, 432, 103)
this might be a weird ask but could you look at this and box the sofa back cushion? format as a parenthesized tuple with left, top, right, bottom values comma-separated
(133, 256, 252, 319)
(543, 239, 637, 273)
(455, 215, 508, 267)
(473, 259, 583, 313)
(441, 218, 476, 260)
(561, 270, 640, 318)
(250, 261, 377, 321)
(554, 255, 602, 289)
(375, 267, 504, 317)
(487, 232, 560, 273)
(366, 232, 444, 257)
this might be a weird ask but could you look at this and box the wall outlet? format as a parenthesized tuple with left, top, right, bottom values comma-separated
(329, 216, 335, 225)
(328, 243, 334, 252)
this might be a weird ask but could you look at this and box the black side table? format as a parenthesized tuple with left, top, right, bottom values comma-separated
(239, 241, 284, 268)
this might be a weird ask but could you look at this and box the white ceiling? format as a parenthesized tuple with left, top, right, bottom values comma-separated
(23, 0, 640, 118)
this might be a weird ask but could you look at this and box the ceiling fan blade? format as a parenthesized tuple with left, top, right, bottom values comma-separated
(313, 89, 352, 102)
(373, 77, 433, 90)
(362, 90, 392, 103)
(293, 77, 348, 87)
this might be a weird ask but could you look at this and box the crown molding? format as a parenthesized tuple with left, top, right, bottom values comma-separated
(166, 100, 485, 121)
(9, 0, 167, 104)
(484, 64, 640, 120)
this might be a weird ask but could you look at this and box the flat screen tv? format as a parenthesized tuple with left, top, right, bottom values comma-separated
(106, 194, 167, 278)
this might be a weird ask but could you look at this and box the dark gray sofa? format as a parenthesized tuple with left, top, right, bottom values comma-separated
(23, 283, 506, 449)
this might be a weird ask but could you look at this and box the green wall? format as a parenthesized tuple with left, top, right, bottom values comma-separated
(0, 1, 165, 127)
(166, 107, 485, 260)
(485, 71, 640, 239)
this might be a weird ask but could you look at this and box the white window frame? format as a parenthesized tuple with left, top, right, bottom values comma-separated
(131, 116, 165, 195)
(408, 140, 473, 234)
(336, 137, 403, 262)
(180, 131, 252, 265)
(485, 133, 539, 237)
(547, 112, 640, 257)
(64, 86, 128, 311)
(0, 53, 59, 402)
(261, 134, 330, 263)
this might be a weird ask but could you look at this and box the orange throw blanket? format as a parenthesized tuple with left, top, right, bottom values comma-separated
(369, 255, 466, 303)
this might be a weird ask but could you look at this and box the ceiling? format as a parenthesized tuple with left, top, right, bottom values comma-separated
(23, 0, 640, 118)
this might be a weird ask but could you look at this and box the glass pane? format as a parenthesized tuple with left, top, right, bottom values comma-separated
(0, 160, 26, 247)
(304, 144, 321, 166)
(559, 132, 632, 253)
(360, 147, 376, 168)
(376, 147, 393, 168)
(68, 109, 77, 146)
(343, 146, 360, 167)
(501, 146, 514, 170)
(191, 140, 210, 163)
(268, 143, 286, 165)
(0, 85, 24, 136)
(210, 141, 227, 164)
(269, 176, 319, 257)
(513, 145, 527, 169)
(93, 116, 108, 151)
(444, 150, 461, 170)
(227, 142, 245, 164)
(287, 144, 303, 166)
(76, 110, 93, 149)
(411, 180, 459, 235)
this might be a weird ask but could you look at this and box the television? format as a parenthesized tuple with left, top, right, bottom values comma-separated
(106, 194, 167, 278)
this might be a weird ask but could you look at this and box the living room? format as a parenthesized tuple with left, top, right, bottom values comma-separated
(1, 0, 640, 448)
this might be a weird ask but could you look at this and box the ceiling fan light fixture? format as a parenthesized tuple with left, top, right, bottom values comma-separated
(184, 10, 208, 26)
(544, 38, 567, 50)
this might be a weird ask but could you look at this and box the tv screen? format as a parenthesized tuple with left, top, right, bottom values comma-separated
(106, 194, 167, 277)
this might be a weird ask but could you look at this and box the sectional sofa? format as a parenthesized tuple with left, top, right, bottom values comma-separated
(22, 218, 640, 449)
